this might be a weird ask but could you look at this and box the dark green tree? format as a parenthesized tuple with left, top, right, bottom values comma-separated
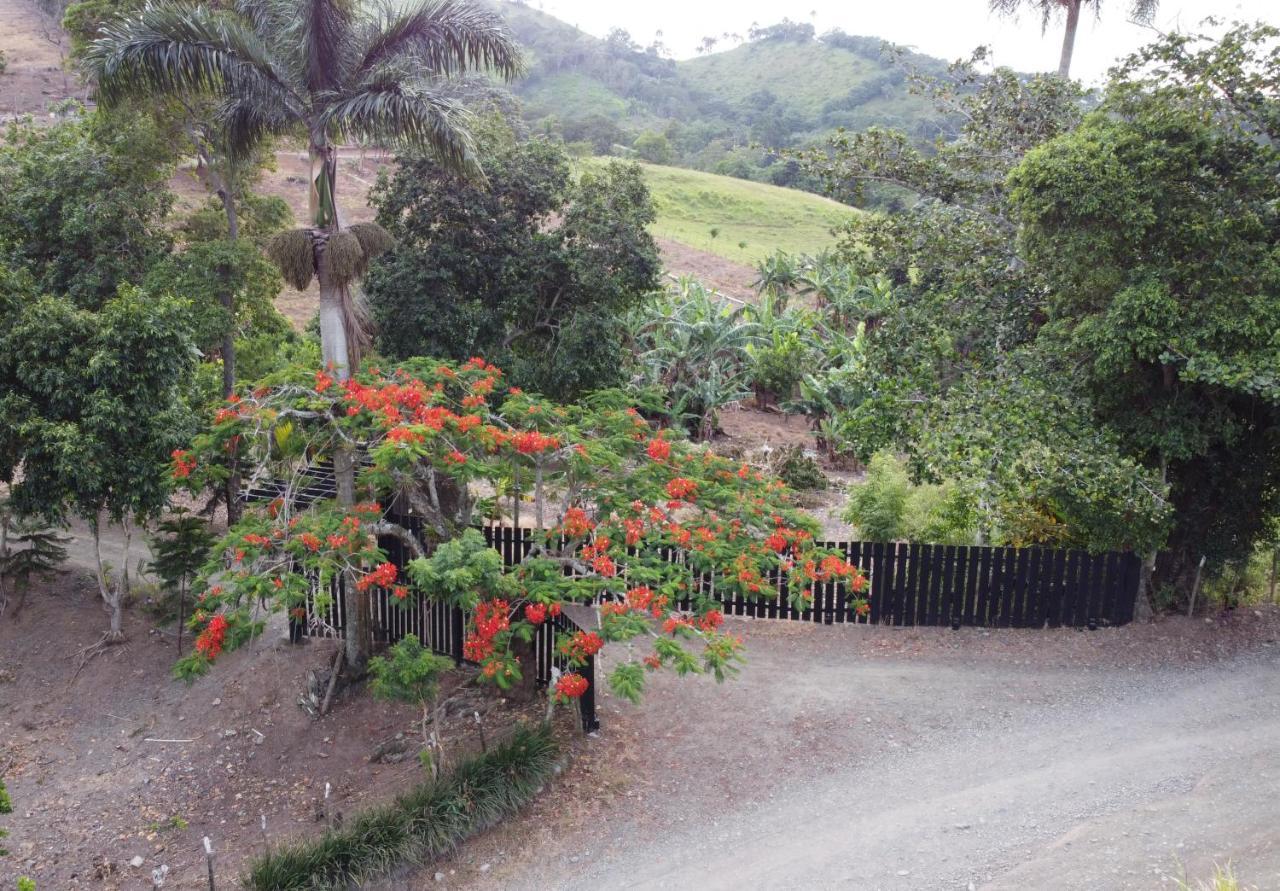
(367, 134, 660, 399)
(0, 110, 174, 309)
(1008, 21, 1280, 594)
(0, 272, 196, 640)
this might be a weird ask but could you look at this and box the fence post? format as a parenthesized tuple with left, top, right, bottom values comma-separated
(450, 605, 465, 666)
(580, 654, 600, 733)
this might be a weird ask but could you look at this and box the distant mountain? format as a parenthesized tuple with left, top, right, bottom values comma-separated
(493, 3, 954, 191)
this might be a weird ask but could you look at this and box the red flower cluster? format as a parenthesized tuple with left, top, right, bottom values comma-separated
(464, 599, 511, 661)
(646, 438, 672, 461)
(524, 602, 547, 625)
(665, 477, 697, 501)
(386, 426, 425, 446)
(298, 532, 322, 552)
(511, 430, 560, 455)
(171, 449, 197, 480)
(194, 614, 228, 659)
(555, 672, 589, 699)
(356, 562, 398, 592)
(559, 630, 604, 662)
(561, 507, 594, 538)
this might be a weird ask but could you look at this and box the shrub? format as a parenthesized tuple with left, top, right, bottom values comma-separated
(771, 445, 827, 491)
(844, 451, 977, 545)
(244, 724, 557, 890)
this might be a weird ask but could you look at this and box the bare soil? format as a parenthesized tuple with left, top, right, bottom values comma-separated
(0, 0, 84, 121)
(0, 566, 569, 889)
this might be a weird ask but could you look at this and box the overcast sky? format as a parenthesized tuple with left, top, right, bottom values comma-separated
(523, 0, 1274, 85)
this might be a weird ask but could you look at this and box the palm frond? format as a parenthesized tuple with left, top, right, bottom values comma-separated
(85, 3, 295, 110)
(319, 80, 480, 177)
(357, 0, 523, 81)
(297, 0, 357, 93)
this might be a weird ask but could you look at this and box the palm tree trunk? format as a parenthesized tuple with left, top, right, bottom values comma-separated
(219, 186, 243, 524)
(1057, 0, 1081, 79)
(310, 139, 369, 673)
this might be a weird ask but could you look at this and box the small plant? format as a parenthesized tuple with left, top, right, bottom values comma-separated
(368, 635, 454, 776)
(629, 278, 760, 439)
(0, 775, 11, 856)
(0, 498, 69, 618)
(1175, 862, 1253, 891)
(843, 451, 977, 545)
(146, 815, 189, 833)
(148, 512, 216, 654)
(771, 446, 827, 491)
(0, 49, 8, 76)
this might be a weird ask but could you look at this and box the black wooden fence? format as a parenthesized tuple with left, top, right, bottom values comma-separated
(302, 530, 600, 733)
(302, 525, 1140, 734)
(480, 526, 1142, 629)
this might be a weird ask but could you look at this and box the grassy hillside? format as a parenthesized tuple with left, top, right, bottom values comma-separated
(494, 2, 953, 190)
(584, 159, 857, 266)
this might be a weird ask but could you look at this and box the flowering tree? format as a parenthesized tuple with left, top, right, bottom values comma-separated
(172, 358, 867, 707)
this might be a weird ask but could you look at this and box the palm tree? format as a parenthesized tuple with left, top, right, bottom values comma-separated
(85, 0, 522, 670)
(86, 0, 522, 380)
(989, 0, 1159, 78)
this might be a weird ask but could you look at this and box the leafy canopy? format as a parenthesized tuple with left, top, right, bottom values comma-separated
(171, 358, 867, 703)
(366, 127, 660, 399)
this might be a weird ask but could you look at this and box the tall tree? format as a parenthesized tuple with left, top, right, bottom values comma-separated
(989, 0, 1159, 78)
(85, 0, 523, 670)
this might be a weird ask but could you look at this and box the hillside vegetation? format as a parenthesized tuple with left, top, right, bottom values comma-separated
(588, 160, 856, 265)
(496, 3, 953, 189)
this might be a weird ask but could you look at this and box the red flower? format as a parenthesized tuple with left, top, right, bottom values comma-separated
(555, 673, 589, 699)
(646, 438, 672, 461)
(665, 477, 697, 500)
(356, 562, 398, 592)
(524, 602, 548, 625)
(446, 449, 467, 465)
(561, 507, 594, 538)
(171, 449, 197, 480)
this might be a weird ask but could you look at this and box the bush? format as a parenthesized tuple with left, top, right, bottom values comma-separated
(245, 724, 557, 890)
(844, 451, 976, 544)
(771, 445, 827, 491)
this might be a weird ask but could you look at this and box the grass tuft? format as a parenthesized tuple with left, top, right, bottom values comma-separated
(266, 228, 317, 291)
(245, 723, 558, 890)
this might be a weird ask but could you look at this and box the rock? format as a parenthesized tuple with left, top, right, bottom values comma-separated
(211, 698, 221, 706)
(129, 855, 145, 868)
(434, 872, 445, 882)
(954, 823, 971, 830)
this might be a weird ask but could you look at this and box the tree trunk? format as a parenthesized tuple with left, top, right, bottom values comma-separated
(91, 520, 125, 642)
(218, 186, 239, 397)
(1057, 0, 1081, 79)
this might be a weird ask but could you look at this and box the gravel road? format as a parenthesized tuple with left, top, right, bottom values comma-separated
(562, 646, 1280, 891)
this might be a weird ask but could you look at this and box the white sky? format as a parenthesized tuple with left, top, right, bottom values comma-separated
(522, 0, 1275, 86)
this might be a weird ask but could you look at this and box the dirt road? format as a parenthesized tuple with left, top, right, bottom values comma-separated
(440, 618, 1280, 891)
(565, 652, 1279, 890)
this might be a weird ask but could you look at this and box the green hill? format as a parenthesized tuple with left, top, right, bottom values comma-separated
(583, 159, 857, 266)
(494, 3, 953, 190)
